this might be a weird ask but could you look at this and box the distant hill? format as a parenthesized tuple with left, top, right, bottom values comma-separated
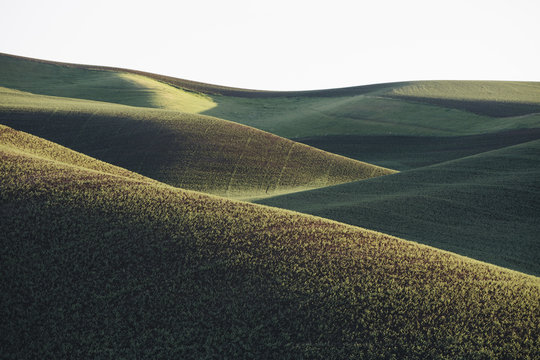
(0, 52, 404, 98)
(2, 129, 538, 359)
(258, 140, 540, 275)
(2, 52, 539, 170)
(295, 129, 540, 170)
(0, 89, 394, 199)
(387, 81, 540, 117)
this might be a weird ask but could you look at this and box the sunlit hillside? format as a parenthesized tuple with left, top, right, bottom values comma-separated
(1, 128, 538, 359)
(258, 139, 540, 275)
(0, 88, 394, 199)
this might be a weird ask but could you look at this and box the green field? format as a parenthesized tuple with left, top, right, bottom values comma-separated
(1, 53, 539, 359)
(4, 52, 540, 174)
(294, 129, 540, 170)
(0, 53, 217, 112)
(2, 127, 538, 359)
(0, 87, 393, 200)
(388, 81, 540, 117)
(259, 140, 540, 275)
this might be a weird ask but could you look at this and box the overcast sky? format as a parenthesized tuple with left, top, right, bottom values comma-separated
(1, 0, 539, 90)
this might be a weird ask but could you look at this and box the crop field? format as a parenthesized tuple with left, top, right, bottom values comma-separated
(1, 130, 539, 359)
(0, 89, 393, 200)
(0, 53, 217, 111)
(259, 140, 540, 275)
(294, 129, 540, 170)
(1, 53, 540, 359)
(387, 81, 540, 117)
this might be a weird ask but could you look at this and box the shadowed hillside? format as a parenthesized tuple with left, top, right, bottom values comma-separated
(0, 88, 395, 199)
(2, 53, 539, 173)
(295, 129, 540, 170)
(387, 81, 540, 117)
(258, 140, 540, 275)
(1, 129, 538, 359)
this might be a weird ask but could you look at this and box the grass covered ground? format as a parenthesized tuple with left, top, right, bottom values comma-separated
(295, 129, 540, 170)
(203, 91, 540, 139)
(0, 90, 394, 199)
(0, 53, 217, 112)
(3, 52, 539, 171)
(4, 52, 540, 139)
(388, 81, 540, 117)
(258, 140, 540, 275)
(1, 129, 539, 359)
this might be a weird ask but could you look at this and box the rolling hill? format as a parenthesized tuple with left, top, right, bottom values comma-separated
(1, 127, 538, 359)
(2, 52, 540, 171)
(0, 52, 217, 112)
(387, 81, 540, 117)
(0, 88, 394, 200)
(295, 128, 540, 170)
(258, 140, 540, 275)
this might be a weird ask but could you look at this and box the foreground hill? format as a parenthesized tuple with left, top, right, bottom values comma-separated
(0, 91, 394, 199)
(0, 124, 156, 183)
(258, 140, 540, 275)
(1, 128, 539, 359)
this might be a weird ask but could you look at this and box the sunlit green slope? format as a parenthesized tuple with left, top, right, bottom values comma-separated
(2, 53, 539, 170)
(388, 81, 540, 117)
(0, 124, 156, 183)
(1, 129, 538, 359)
(0, 91, 394, 199)
(258, 140, 540, 275)
(0, 53, 216, 112)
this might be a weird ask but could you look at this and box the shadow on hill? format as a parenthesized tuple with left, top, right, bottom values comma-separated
(0, 108, 391, 199)
(294, 128, 540, 170)
(0, 109, 192, 183)
(258, 140, 540, 276)
(386, 95, 540, 117)
(0, 54, 159, 108)
(2, 148, 538, 358)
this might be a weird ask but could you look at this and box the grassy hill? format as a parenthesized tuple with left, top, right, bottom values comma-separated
(295, 129, 540, 170)
(0, 124, 156, 183)
(2, 53, 539, 171)
(1, 128, 539, 359)
(258, 140, 540, 275)
(387, 81, 540, 117)
(0, 52, 403, 98)
(200, 83, 540, 170)
(0, 89, 393, 199)
(0, 53, 217, 112)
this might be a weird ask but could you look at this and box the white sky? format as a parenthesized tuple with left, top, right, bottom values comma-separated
(1, 0, 539, 91)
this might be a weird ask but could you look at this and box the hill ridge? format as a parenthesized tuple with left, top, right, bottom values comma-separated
(1, 129, 539, 358)
(0, 52, 410, 97)
(0, 95, 396, 199)
(257, 138, 540, 275)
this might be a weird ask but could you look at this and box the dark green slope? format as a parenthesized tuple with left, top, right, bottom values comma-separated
(295, 128, 540, 170)
(258, 140, 540, 275)
(2, 130, 539, 359)
(3, 53, 540, 175)
(0, 52, 404, 98)
(0, 91, 394, 200)
(0, 53, 161, 108)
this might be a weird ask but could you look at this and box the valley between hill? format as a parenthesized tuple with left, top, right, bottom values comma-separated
(1, 126, 538, 359)
(1, 52, 539, 359)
